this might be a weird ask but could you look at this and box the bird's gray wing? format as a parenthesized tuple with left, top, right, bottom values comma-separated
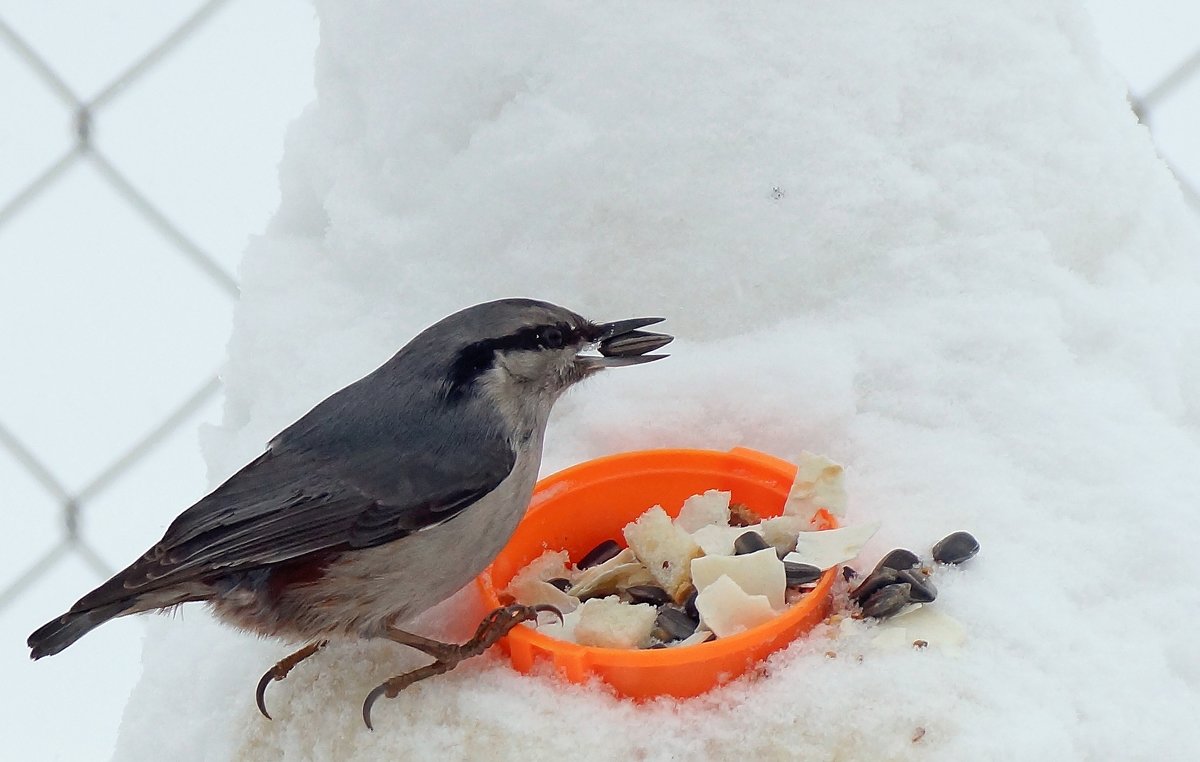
(73, 439, 515, 610)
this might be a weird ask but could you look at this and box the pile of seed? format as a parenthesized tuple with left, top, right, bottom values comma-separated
(847, 531, 980, 619)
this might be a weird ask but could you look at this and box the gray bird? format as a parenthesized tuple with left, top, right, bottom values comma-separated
(27, 298, 671, 727)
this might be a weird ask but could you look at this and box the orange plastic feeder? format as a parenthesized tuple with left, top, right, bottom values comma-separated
(477, 446, 838, 700)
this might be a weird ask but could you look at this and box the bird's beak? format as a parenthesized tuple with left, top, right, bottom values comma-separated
(577, 317, 673, 371)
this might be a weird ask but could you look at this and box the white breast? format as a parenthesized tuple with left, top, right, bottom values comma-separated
(273, 435, 545, 639)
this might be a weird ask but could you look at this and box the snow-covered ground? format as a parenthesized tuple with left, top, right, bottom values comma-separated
(96, 0, 1200, 759)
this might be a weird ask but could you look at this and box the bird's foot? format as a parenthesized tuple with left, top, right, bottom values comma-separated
(465, 602, 563, 650)
(255, 640, 328, 720)
(363, 604, 560, 729)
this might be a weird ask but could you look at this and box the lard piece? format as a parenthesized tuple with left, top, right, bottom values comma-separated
(568, 548, 654, 600)
(691, 524, 753, 556)
(870, 605, 967, 651)
(691, 548, 787, 610)
(783, 522, 880, 570)
(694, 575, 777, 637)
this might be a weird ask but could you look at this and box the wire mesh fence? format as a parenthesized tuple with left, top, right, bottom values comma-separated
(0, 1, 237, 612)
(1, 8, 316, 759)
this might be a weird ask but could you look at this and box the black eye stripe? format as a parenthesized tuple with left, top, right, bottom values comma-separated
(445, 321, 585, 398)
(503, 322, 578, 352)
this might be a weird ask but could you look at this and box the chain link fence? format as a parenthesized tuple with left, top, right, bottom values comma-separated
(1, 6, 316, 755)
(0, 0, 238, 612)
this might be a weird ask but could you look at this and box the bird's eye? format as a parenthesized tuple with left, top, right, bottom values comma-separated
(541, 326, 565, 349)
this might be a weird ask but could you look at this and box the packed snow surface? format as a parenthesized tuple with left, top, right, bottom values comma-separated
(115, 1, 1200, 760)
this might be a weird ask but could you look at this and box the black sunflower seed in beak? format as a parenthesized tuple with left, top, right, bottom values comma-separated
(599, 329, 673, 358)
(580, 317, 673, 369)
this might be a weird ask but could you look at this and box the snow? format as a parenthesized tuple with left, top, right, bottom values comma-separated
(115, 1, 1200, 760)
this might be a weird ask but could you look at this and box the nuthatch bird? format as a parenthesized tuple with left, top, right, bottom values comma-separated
(28, 298, 672, 728)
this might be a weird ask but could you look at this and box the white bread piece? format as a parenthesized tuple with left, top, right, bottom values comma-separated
(674, 489, 731, 532)
(783, 451, 847, 519)
(694, 574, 777, 637)
(623, 506, 703, 600)
(690, 547, 786, 610)
(573, 596, 657, 649)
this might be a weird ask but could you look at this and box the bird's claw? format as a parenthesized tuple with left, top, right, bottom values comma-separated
(477, 603, 561, 636)
(361, 659, 456, 731)
(362, 681, 395, 731)
(253, 640, 328, 721)
(530, 603, 564, 626)
(255, 670, 277, 720)
(361, 604, 561, 729)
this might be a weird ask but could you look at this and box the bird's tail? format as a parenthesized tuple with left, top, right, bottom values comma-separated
(28, 601, 132, 660)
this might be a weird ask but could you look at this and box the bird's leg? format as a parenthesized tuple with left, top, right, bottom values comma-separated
(363, 604, 560, 729)
(381, 627, 462, 662)
(255, 640, 328, 720)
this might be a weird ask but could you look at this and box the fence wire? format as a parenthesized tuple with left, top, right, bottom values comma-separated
(0, 8, 1197, 618)
(1130, 47, 1200, 211)
(0, 1, 236, 610)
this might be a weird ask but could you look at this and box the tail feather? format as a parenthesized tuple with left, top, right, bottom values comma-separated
(28, 601, 132, 660)
(29, 556, 216, 660)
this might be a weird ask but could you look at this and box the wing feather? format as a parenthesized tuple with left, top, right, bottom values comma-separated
(72, 435, 515, 611)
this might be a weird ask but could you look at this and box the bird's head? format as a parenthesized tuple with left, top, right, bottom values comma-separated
(414, 298, 671, 434)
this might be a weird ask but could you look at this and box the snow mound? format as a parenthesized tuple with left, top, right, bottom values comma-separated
(115, 1, 1200, 760)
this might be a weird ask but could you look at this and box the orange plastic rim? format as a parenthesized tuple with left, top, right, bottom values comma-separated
(477, 447, 838, 699)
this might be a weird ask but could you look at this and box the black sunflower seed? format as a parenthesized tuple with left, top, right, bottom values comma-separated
(897, 569, 936, 603)
(861, 583, 912, 619)
(578, 539, 622, 569)
(682, 587, 699, 621)
(932, 531, 979, 565)
(876, 548, 920, 573)
(849, 567, 899, 603)
(784, 561, 822, 587)
(624, 584, 673, 606)
(733, 531, 771, 555)
(653, 606, 699, 642)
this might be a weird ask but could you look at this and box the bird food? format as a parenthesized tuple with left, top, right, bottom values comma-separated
(481, 447, 883, 698)
(931, 530, 980, 565)
(845, 530, 980, 625)
(504, 480, 878, 649)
